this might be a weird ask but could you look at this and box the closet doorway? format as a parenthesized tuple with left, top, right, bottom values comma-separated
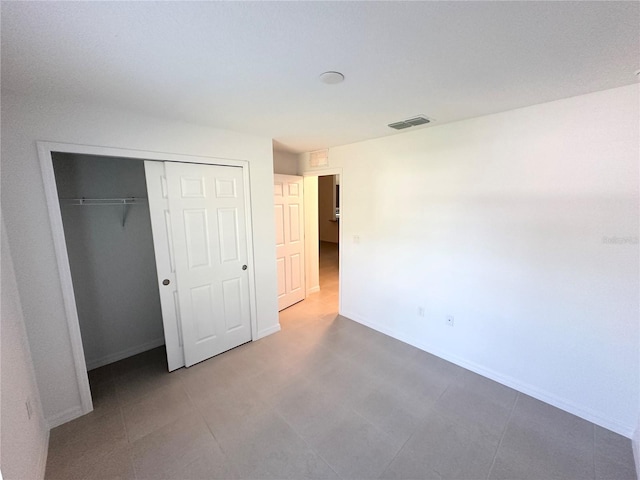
(40, 142, 258, 416)
(52, 154, 165, 373)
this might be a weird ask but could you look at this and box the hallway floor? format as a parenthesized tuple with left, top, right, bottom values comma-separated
(45, 240, 636, 479)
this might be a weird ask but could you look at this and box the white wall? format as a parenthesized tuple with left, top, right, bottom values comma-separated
(273, 149, 299, 175)
(1, 217, 49, 480)
(1, 91, 279, 426)
(53, 154, 165, 369)
(300, 84, 639, 436)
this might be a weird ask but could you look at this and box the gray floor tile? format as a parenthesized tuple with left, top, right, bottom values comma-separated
(435, 369, 517, 439)
(380, 453, 444, 480)
(273, 380, 351, 438)
(114, 361, 183, 406)
(45, 244, 637, 480)
(315, 356, 382, 408)
(46, 443, 135, 480)
(489, 456, 557, 480)
(199, 382, 273, 448)
(595, 459, 637, 480)
(131, 411, 238, 480)
(47, 410, 128, 462)
(180, 354, 254, 409)
(391, 411, 499, 480)
(301, 407, 403, 479)
(391, 360, 455, 404)
(121, 381, 194, 442)
(214, 407, 337, 480)
(354, 383, 430, 446)
(490, 394, 595, 480)
(595, 426, 637, 480)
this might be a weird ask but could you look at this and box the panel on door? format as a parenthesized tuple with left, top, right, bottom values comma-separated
(274, 174, 305, 311)
(144, 161, 184, 371)
(165, 162, 252, 367)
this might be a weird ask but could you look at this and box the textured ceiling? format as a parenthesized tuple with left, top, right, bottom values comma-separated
(2, 1, 638, 153)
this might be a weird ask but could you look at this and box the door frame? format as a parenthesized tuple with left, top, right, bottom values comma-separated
(302, 167, 343, 315)
(37, 141, 260, 418)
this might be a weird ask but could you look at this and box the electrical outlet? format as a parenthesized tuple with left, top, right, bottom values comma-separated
(418, 306, 425, 317)
(446, 315, 454, 326)
(26, 399, 33, 419)
(353, 235, 360, 244)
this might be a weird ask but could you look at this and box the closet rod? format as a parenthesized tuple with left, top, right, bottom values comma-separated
(60, 197, 147, 206)
(59, 197, 147, 226)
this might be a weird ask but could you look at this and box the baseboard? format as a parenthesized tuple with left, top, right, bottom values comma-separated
(307, 285, 320, 295)
(47, 405, 84, 429)
(37, 428, 50, 479)
(341, 309, 635, 438)
(256, 324, 281, 340)
(85, 337, 166, 370)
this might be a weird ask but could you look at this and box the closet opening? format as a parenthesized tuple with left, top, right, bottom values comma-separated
(52, 153, 170, 397)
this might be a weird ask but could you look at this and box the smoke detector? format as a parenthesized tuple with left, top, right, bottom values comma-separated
(388, 115, 432, 130)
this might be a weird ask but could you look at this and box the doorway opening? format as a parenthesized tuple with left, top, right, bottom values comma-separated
(317, 174, 340, 308)
(276, 170, 342, 328)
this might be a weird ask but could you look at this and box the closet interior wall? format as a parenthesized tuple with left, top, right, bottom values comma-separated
(52, 153, 164, 370)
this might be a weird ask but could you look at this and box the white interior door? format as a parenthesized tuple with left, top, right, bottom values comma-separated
(144, 161, 184, 371)
(146, 161, 252, 368)
(274, 174, 305, 311)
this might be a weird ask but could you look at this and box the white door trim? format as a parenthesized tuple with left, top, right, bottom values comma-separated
(37, 141, 259, 420)
(301, 167, 343, 315)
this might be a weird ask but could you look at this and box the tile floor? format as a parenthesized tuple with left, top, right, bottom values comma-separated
(46, 242, 636, 479)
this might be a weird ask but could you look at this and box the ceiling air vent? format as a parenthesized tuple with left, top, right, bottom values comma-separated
(309, 149, 329, 167)
(388, 115, 432, 130)
(388, 121, 413, 130)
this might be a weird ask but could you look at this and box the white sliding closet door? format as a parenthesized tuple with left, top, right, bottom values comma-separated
(145, 161, 184, 371)
(274, 174, 305, 311)
(145, 161, 252, 368)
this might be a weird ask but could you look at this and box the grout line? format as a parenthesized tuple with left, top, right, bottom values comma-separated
(436, 378, 454, 401)
(116, 387, 139, 480)
(380, 419, 420, 478)
(486, 391, 519, 480)
(272, 408, 344, 480)
(181, 377, 244, 478)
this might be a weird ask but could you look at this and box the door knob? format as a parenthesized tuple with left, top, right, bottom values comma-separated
(162, 279, 170, 285)
(242, 265, 247, 270)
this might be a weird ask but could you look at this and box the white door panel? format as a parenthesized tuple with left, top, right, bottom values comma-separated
(166, 162, 251, 367)
(144, 161, 184, 371)
(146, 161, 252, 369)
(274, 174, 305, 311)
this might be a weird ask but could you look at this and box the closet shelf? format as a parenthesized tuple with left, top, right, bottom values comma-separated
(60, 197, 147, 226)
